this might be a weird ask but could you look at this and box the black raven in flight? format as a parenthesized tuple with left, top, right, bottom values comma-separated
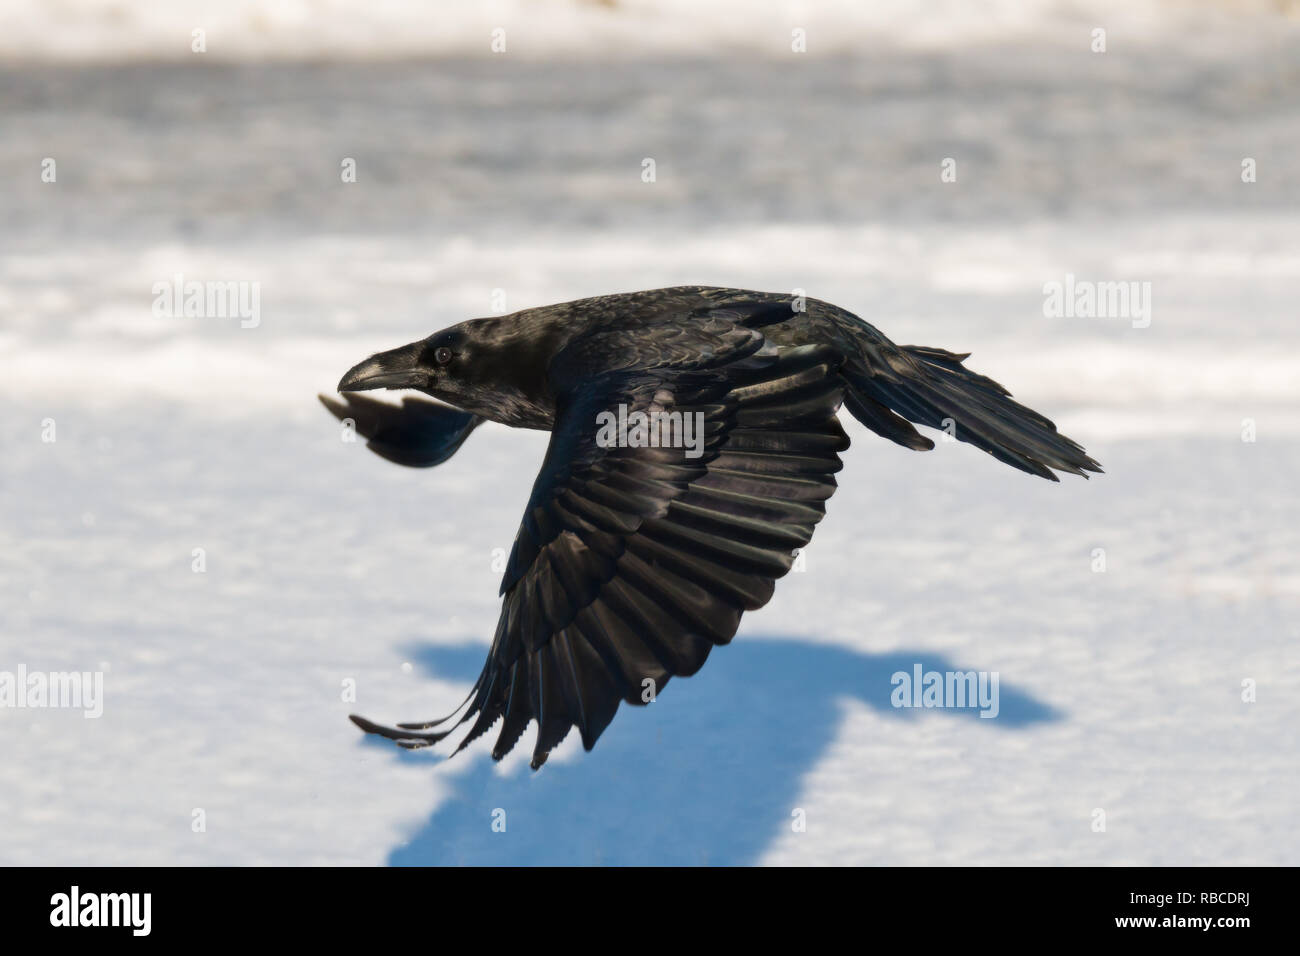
(322, 286, 1100, 769)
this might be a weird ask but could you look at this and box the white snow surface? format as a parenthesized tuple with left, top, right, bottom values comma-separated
(2, 4, 1299, 865)
(0, 0, 1293, 62)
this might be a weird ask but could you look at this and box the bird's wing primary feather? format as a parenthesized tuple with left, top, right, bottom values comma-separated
(356, 314, 849, 768)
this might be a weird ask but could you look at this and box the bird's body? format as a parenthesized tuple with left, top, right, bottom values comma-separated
(323, 286, 1100, 768)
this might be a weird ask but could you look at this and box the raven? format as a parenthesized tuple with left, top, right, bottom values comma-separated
(322, 286, 1100, 769)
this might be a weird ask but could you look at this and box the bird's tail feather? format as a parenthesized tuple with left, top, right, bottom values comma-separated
(843, 345, 1102, 481)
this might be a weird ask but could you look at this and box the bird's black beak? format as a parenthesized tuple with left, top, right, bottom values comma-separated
(337, 340, 426, 392)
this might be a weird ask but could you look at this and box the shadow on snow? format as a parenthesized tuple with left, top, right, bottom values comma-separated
(360, 637, 1061, 865)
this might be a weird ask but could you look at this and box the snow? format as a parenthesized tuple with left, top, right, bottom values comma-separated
(0, 0, 1287, 62)
(2, 2, 1298, 864)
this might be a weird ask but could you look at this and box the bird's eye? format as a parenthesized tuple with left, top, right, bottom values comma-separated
(434, 347, 453, 365)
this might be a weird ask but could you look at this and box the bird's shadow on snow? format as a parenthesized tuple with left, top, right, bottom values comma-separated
(362, 637, 1061, 866)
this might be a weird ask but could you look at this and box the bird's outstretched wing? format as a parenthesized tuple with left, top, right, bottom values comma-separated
(319, 393, 482, 468)
(351, 317, 849, 767)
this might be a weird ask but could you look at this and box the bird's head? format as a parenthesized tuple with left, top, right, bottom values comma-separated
(336, 316, 558, 427)
(338, 327, 462, 394)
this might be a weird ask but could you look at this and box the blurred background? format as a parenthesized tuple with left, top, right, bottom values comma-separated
(2, 0, 1298, 865)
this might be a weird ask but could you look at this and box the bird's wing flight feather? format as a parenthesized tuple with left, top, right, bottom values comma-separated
(352, 313, 849, 768)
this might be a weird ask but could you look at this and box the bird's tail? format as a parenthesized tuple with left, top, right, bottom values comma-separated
(841, 344, 1102, 481)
